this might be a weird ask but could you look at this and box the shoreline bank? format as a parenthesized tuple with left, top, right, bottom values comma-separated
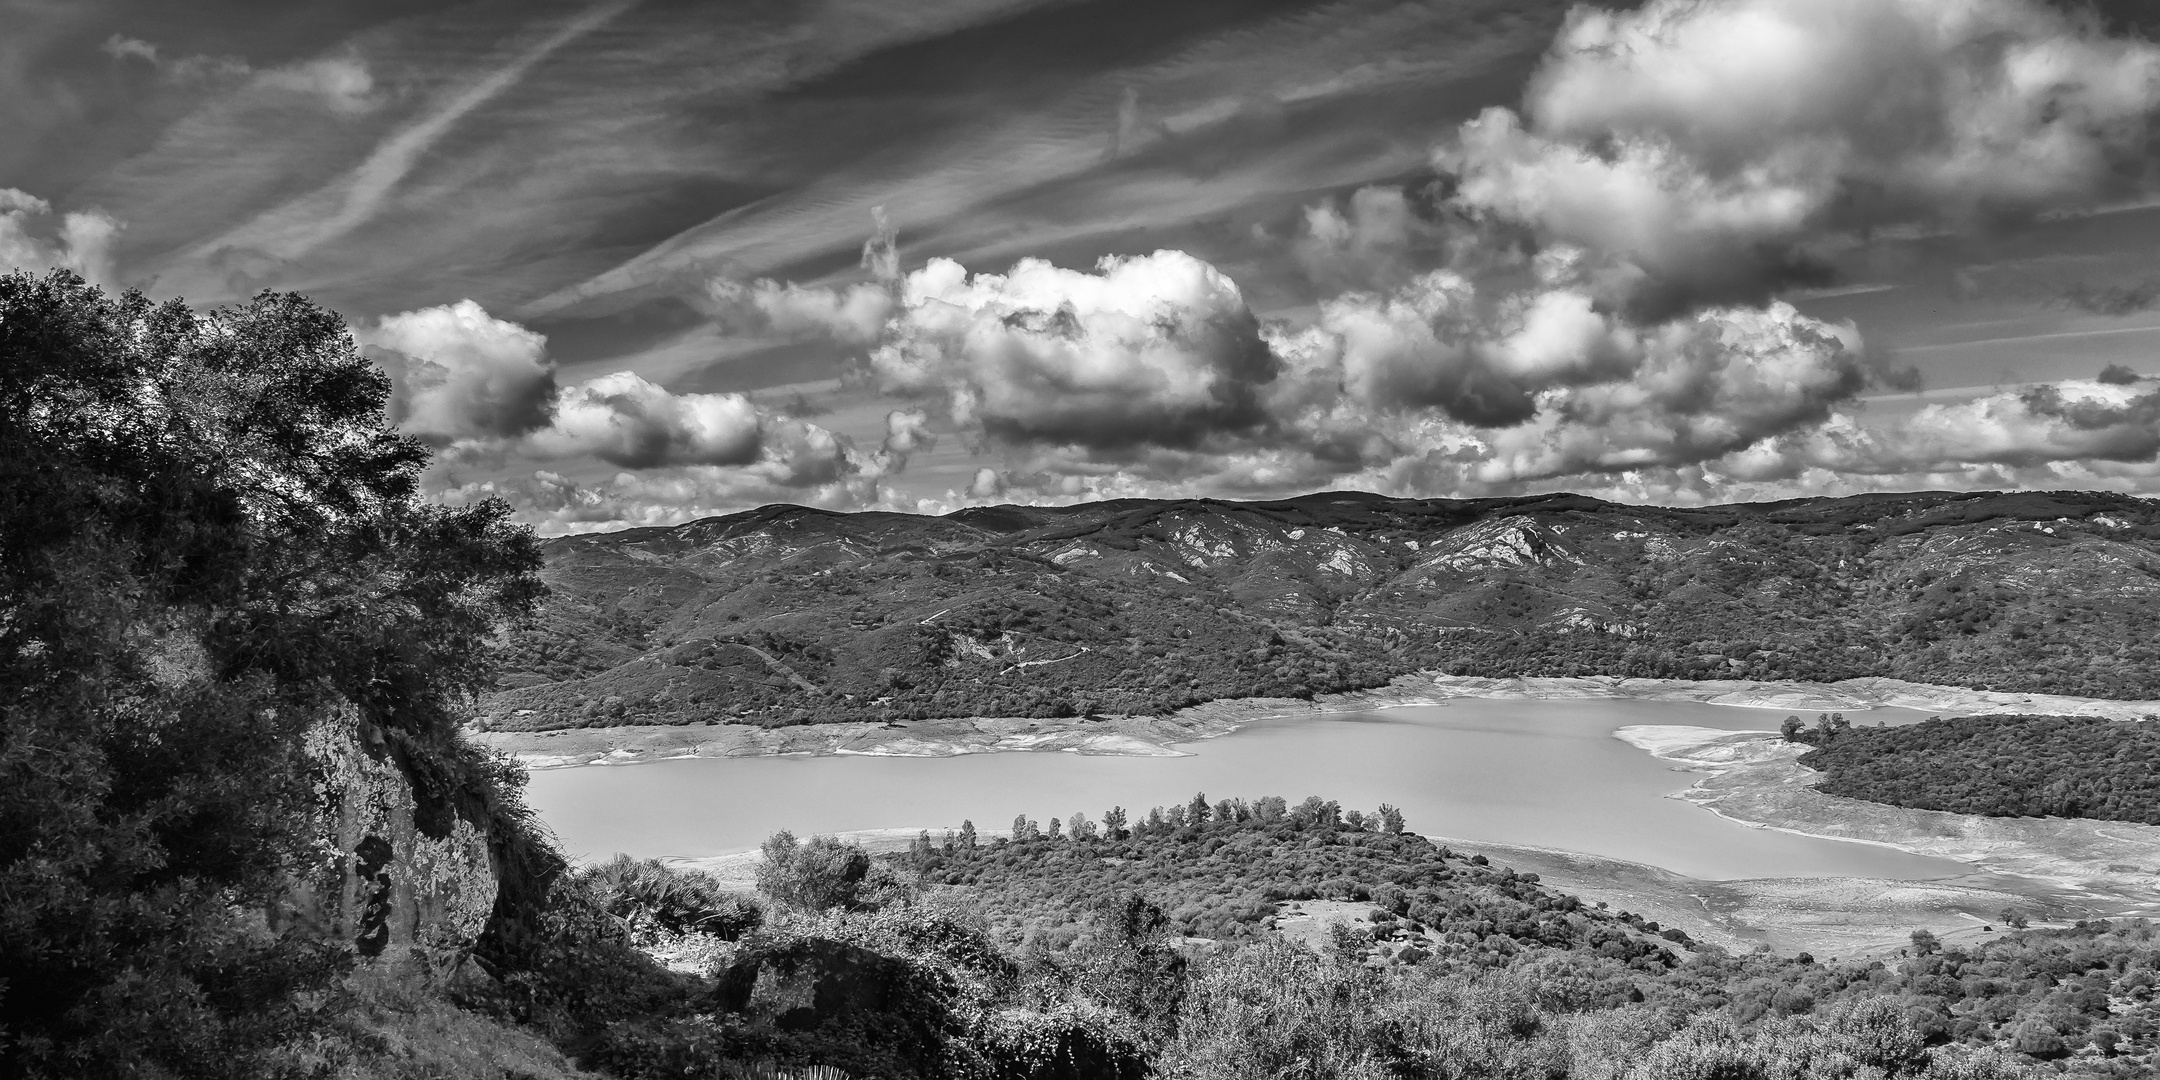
(1616, 725, 2160, 915)
(473, 673, 2160, 769)
(496, 676, 2160, 956)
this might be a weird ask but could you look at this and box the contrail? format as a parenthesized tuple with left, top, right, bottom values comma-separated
(184, 0, 636, 268)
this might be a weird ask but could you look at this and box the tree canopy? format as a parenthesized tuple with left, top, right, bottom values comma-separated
(0, 270, 543, 1078)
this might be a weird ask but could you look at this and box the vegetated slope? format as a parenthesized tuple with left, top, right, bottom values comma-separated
(903, 809, 2160, 1071)
(482, 489, 2160, 730)
(575, 798, 2157, 1076)
(900, 793, 1687, 968)
(1796, 715, 2160, 824)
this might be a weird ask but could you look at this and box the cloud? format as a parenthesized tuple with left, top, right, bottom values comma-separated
(1259, 260, 1882, 477)
(178, 0, 636, 273)
(0, 189, 121, 287)
(518, 372, 891, 489)
(881, 408, 935, 457)
(103, 34, 376, 113)
(529, 373, 770, 469)
(712, 278, 895, 345)
(869, 250, 1279, 452)
(368, 300, 891, 501)
(101, 35, 251, 82)
(364, 300, 559, 443)
(1830, 383, 2160, 473)
(708, 205, 902, 344)
(2060, 280, 2160, 317)
(258, 56, 379, 115)
(441, 462, 897, 534)
(1292, 185, 1458, 292)
(1438, 0, 2160, 315)
(2099, 363, 2145, 386)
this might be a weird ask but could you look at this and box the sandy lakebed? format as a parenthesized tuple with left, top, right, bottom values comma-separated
(476, 673, 2160, 957)
(474, 671, 2160, 768)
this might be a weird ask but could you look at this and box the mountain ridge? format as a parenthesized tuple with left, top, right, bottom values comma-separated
(484, 489, 2160, 731)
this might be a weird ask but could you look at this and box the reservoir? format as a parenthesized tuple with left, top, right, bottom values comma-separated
(523, 698, 1962, 882)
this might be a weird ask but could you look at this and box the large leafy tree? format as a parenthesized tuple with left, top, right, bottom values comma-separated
(0, 270, 543, 1078)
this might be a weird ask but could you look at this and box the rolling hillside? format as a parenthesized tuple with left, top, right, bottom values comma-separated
(481, 489, 2160, 730)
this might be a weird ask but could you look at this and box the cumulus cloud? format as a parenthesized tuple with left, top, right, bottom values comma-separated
(364, 300, 558, 443)
(1256, 258, 1883, 482)
(967, 466, 1006, 500)
(870, 250, 1278, 451)
(524, 373, 763, 468)
(0, 189, 121, 287)
(1438, 0, 2160, 315)
(525, 374, 883, 488)
(1293, 185, 1459, 292)
(881, 408, 935, 458)
(710, 236, 1901, 498)
(366, 301, 895, 513)
(711, 278, 894, 344)
(1774, 383, 2160, 475)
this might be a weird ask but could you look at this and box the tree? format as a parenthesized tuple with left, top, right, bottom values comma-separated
(1046, 816, 1063, 840)
(0, 271, 543, 1078)
(757, 832, 874, 911)
(1187, 792, 1211, 826)
(959, 819, 978, 850)
(1102, 806, 1128, 840)
(1070, 894, 1187, 1047)
(1781, 715, 1804, 741)
(1013, 814, 1040, 842)
(1377, 804, 1405, 834)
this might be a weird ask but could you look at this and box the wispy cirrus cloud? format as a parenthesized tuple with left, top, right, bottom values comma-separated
(155, 0, 635, 295)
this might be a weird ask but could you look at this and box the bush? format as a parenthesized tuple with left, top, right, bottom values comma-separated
(576, 855, 763, 940)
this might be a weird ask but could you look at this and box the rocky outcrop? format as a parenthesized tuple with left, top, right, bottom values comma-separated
(713, 938, 960, 1077)
(274, 707, 500, 984)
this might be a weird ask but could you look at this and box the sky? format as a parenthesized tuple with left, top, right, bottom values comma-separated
(7, 0, 2160, 532)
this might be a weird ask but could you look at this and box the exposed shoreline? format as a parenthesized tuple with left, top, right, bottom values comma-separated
(472, 672, 2160, 769)
(485, 674, 2160, 957)
(1615, 724, 2160, 912)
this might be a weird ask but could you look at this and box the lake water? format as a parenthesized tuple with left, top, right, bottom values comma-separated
(523, 699, 1964, 882)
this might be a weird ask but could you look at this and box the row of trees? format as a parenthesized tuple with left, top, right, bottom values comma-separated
(905, 794, 1410, 859)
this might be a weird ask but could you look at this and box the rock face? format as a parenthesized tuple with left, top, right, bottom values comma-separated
(713, 938, 957, 1076)
(276, 707, 500, 984)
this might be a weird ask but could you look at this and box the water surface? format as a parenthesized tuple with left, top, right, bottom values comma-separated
(524, 698, 1960, 881)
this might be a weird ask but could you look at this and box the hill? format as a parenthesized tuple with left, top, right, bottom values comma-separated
(1796, 714, 2160, 824)
(482, 489, 2160, 730)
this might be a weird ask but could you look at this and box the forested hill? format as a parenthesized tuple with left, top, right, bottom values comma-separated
(483, 489, 2160, 730)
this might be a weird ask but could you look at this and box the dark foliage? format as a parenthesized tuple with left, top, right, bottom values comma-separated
(1795, 714, 2160, 824)
(576, 855, 765, 940)
(902, 794, 1681, 971)
(0, 270, 543, 1078)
